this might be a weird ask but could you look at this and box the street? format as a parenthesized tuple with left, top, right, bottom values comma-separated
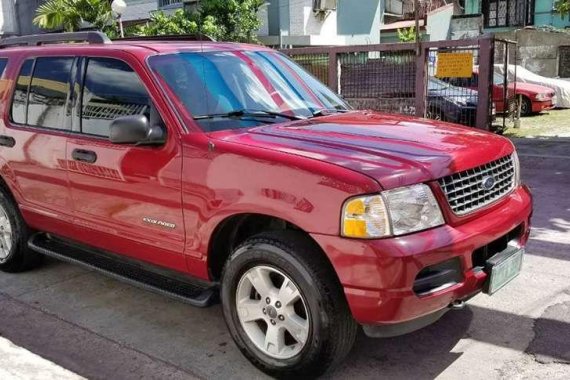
(0, 137, 568, 380)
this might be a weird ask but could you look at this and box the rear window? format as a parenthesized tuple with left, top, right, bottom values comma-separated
(28, 57, 74, 129)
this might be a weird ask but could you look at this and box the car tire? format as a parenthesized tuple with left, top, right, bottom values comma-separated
(520, 97, 532, 116)
(0, 187, 42, 273)
(221, 230, 357, 378)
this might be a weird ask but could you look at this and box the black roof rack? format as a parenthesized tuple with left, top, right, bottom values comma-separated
(113, 34, 216, 42)
(0, 31, 110, 48)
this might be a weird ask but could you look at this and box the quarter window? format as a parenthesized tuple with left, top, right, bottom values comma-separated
(81, 58, 150, 137)
(28, 57, 74, 129)
(0, 59, 8, 78)
(10, 59, 34, 125)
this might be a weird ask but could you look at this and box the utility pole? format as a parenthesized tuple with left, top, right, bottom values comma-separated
(414, 0, 421, 55)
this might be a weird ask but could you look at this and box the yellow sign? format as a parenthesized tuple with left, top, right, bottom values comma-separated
(436, 53, 474, 78)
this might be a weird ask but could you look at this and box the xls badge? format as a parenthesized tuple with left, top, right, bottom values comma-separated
(143, 217, 176, 229)
(480, 175, 496, 190)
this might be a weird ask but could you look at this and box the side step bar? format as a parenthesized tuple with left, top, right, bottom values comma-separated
(28, 233, 218, 307)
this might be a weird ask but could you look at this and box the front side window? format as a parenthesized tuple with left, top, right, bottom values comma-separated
(81, 58, 150, 137)
(149, 51, 349, 132)
(10, 59, 34, 125)
(28, 57, 74, 129)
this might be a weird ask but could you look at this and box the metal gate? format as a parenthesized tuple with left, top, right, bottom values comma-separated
(282, 35, 498, 130)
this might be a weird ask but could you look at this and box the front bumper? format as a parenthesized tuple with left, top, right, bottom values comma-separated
(532, 99, 555, 113)
(311, 185, 533, 326)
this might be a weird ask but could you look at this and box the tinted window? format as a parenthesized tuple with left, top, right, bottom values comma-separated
(0, 59, 8, 77)
(82, 58, 150, 137)
(11, 59, 34, 124)
(28, 57, 74, 129)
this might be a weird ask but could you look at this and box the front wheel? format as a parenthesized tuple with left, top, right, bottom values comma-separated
(520, 97, 533, 116)
(221, 231, 357, 378)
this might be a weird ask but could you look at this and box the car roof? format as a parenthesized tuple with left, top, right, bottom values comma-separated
(0, 40, 274, 57)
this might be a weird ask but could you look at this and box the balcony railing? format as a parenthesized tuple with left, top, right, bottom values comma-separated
(158, 0, 183, 8)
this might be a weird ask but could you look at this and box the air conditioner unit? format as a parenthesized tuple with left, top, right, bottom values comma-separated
(313, 0, 337, 13)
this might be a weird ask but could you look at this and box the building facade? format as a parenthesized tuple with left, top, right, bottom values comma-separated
(464, 0, 570, 31)
(258, 0, 383, 47)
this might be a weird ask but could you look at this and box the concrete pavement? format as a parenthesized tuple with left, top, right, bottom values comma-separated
(0, 137, 568, 379)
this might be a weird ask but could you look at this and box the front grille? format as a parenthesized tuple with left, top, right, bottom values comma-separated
(438, 155, 515, 215)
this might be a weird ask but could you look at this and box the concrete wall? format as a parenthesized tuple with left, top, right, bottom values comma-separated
(0, 0, 19, 36)
(426, 3, 455, 41)
(15, 0, 44, 35)
(496, 29, 570, 78)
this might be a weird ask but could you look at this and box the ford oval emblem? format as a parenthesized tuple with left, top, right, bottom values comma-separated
(481, 176, 496, 190)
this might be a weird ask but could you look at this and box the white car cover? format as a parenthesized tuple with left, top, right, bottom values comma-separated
(494, 64, 570, 108)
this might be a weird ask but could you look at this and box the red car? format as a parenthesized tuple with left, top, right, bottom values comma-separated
(450, 70, 556, 116)
(0, 32, 532, 377)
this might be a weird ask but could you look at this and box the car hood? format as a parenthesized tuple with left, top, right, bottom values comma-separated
(210, 111, 514, 189)
(507, 81, 555, 95)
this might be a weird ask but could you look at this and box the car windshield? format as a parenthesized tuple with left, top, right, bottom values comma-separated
(148, 51, 349, 132)
(493, 72, 506, 86)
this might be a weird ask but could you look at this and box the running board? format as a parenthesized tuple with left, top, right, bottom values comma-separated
(28, 233, 218, 307)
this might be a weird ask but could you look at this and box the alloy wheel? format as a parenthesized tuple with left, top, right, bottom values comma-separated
(235, 265, 310, 359)
(0, 205, 13, 262)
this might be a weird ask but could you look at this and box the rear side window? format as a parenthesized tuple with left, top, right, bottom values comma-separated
(28, 57, 74, 129)
(81, 58, 150, 137)
(11, 59, 34, 124)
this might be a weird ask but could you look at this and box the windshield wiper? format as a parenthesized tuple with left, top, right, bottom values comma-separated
(194, 109, 304, 121)
(310, 108, 350, 118)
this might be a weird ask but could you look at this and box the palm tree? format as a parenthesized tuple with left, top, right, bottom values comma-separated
(33, 0, 114, 32)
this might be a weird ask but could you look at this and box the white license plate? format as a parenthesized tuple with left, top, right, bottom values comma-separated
(484, 246, 524, 295)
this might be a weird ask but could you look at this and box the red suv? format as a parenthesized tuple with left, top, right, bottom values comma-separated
(0, 32, 532, 377)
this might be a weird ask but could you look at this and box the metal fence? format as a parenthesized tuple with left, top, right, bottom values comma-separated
(282, 35, 501, 130)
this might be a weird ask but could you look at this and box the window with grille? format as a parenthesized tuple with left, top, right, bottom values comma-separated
(482, 0, 534, 28)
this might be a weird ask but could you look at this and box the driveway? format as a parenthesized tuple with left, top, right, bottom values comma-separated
(0, 138, 568, 379)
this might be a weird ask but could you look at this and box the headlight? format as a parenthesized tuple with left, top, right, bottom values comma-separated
(341, 184, 444, 238)
(535, 93, 548, 101)
(512, 150, 521, 186)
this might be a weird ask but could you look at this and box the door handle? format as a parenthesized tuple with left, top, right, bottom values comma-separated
(0, 135, 15, 147)
(72, 149, 97, 163)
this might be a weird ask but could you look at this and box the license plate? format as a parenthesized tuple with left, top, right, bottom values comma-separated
(484, 245, 524, 295)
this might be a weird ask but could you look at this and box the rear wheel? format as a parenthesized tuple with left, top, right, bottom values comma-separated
(0, 188, 42, 272)
(221, 231, 357, 378)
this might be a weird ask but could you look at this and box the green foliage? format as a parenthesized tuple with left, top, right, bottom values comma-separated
(397, 26, 416, 43)
(198, 0, 266, 42)
(33, 0, 114, 33)
(135, 10, 221, 39)
(554, 0, 570, 18)
(33, 0, 266, 42)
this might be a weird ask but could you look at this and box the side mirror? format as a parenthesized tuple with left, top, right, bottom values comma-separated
(109, 115, 166, 145)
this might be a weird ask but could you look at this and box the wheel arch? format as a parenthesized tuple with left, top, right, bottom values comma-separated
(207, 212, 339, 285)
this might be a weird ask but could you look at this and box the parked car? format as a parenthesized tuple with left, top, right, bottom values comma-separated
(447, 69, 556, 116)
(495, 64, 570, 108)
(0, 32, 533, 378)
(427, 77, 480, 125)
